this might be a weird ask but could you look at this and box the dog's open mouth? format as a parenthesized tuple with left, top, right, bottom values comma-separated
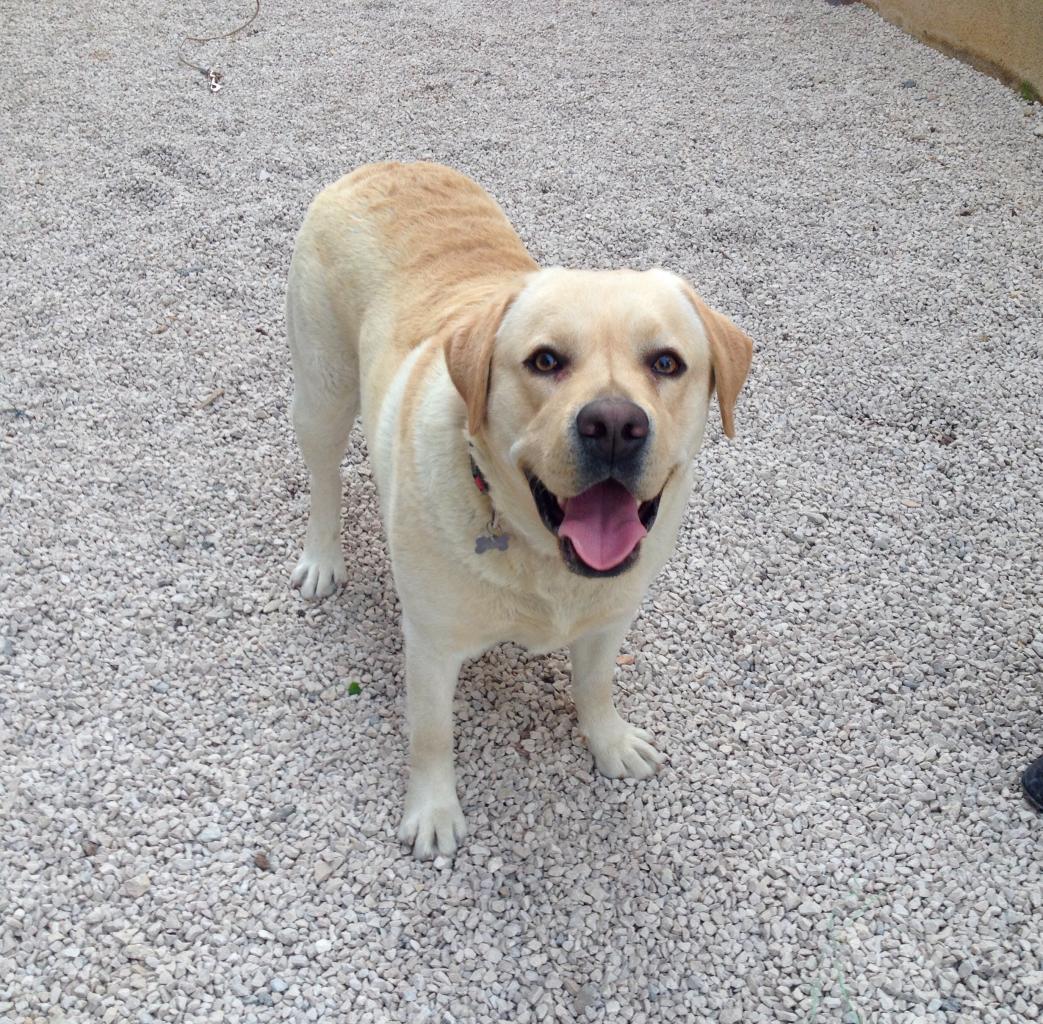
(527, 475, 662, 578)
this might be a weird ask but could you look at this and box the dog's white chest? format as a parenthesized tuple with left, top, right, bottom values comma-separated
(489, 576, 637, 654)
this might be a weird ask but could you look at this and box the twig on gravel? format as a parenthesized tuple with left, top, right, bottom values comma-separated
(197, 388, 225, 409)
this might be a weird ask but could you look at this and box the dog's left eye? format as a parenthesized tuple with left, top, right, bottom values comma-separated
(526, 349, 563, 374)
(651, 351, 685, 376)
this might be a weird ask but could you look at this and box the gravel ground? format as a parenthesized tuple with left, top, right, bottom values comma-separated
(2, 1, 1042, 1022)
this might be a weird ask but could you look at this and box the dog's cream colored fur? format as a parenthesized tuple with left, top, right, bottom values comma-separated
(287, 162, 752, 858)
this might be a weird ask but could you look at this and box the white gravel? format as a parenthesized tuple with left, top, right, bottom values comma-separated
(2, 1, 1041, 1022)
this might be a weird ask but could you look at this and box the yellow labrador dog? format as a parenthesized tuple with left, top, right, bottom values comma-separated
(287, 162, 752, 858)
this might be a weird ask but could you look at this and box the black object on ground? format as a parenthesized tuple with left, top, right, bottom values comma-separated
(1022, 754, 1043, 812)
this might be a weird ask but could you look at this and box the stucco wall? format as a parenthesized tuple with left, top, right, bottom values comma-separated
(863, 0, 1043, 95)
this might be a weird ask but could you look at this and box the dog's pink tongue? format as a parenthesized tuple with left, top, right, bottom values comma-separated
(558, 480, 646, 571)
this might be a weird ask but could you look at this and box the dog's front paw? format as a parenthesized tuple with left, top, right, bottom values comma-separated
(585, 716, 665, 780)
(398, 784, 466, 860)
(290, 546, 347, 599)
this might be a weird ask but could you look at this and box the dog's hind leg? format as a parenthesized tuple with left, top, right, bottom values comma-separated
(286, 249, 359, 599)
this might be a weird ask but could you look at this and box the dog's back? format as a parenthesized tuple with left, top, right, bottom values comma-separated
(289, 163, 536, 445)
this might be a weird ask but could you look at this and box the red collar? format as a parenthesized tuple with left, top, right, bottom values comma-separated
(469, 455, 490, 494)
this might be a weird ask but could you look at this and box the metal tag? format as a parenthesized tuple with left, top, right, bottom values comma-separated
(475, 531, 510, 554)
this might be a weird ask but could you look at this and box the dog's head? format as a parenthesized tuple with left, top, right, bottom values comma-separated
(445, 267, 752, 577)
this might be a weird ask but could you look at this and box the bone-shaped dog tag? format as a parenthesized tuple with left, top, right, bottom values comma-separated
(475, 533, 510, 554)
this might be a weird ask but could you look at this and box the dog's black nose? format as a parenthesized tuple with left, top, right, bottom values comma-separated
(575, 398, 649, 466)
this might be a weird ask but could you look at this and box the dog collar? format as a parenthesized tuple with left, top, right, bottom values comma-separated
(468, 450, 509, 553)
(470, 454, 490, 494)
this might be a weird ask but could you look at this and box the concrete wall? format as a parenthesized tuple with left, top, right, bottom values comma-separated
(863, 0, 1043, 96)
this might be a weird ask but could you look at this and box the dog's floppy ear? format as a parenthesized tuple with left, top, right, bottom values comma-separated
(444, 281, 525, 435)
(681, 284, 753, 439)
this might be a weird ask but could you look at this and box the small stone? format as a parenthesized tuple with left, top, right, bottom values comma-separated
(197, 824, 222, 843)
(575, 984, 599, 1013)
(314, 859, 339, 882)
(122, 875, 151, 898)
(80, 839, 100, 857)
(253, 851, 271, 871)
(270, 978, 288, 993)
(314, 939, 333, 955)
(585, 880, 608, 902)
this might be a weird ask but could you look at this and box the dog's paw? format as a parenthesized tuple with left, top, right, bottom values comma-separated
(398, 786, 466, 860)
(585, 717, 665, 780)
(290, 546, 347, 599)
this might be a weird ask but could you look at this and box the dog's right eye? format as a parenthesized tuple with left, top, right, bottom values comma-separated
(526, 349, 563, 374)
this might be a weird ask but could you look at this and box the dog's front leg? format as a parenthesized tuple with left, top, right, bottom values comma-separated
(397, 621, 467, 859)
(570, 621, 665, 780)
